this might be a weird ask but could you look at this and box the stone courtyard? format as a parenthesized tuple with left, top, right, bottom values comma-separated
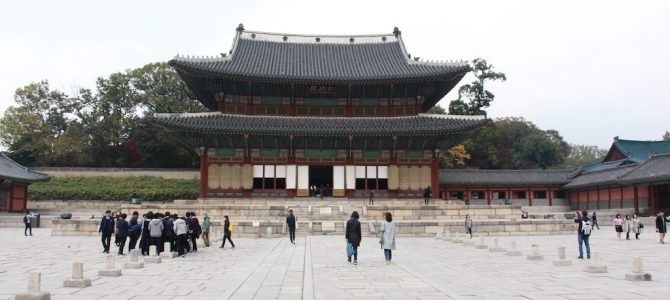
(1, 227, 668, 300)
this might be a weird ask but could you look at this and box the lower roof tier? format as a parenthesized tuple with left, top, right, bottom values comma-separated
(153, 112, 488, 137)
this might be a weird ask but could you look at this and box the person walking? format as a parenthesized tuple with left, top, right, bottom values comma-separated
(99, 210, 115, 254)
(345, 211, 362, 265)
(632, 214, 641, 240)
(591, 212, 600, 230)
(423, 186, 432, 205)
(149, 214, 164, 254)
(116, 213, 130, 255)
(220, 215, 236, 248)
(23, 211, 33, 236)
(380, 212, 396, 264)
(368, 190, 374, 205)
(656, 211, 668, 244)
(286, 210, 296, 244)
(575, 210, 592, 259)
(173, 215, 188, 257)
(613, 214, 624, 240)
(623, 215, 632, 240)
(202, 213, 211, 247)
(464, 214, 473, 239)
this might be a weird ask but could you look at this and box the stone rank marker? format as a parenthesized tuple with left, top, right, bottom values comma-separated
(144, 245, 161, 263)
(475, 237, 488, 249)
(527, 244, 544, 260)
(625, 256, 652, 281)
(63, 262, 92, 288)
(160, 242, 176, 259)
(552, 247, 572, 266)
(98, 255, 122, 277)
(584, 252, 608, 273)
(506, 241, 522, 256)
(489, 238, 504, 252)
(124, 249, 144, 269)
(15, 272, 51, 300)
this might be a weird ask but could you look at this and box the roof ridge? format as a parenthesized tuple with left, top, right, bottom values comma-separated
(580, 163, 638, 175)
(441, 169, 572, 173)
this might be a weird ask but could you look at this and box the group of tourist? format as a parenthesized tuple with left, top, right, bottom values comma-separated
(611, 213, 643, 240)
(99, 210, 234, 257)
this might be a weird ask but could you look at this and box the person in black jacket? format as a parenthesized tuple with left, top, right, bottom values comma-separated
(423, 186, 432, 205)
(189, 212, 201, 253)
(140, 211, 153, 255)
(574, 211, 591, 259)
(129, 211, 139, 227)
(116, 213, 130, 255)
(220, 215, 235, 248)
(128, 222, 142, 251)
(345, 211, 362, 265)
(98, 210, 115, 254)
(286, 210, 296, 244)
(23, 211, 33, 236)
(162, 212, 175, 253)
(656, 211, 669, 244)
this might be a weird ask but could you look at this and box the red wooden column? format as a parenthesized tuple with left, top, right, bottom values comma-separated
(650, 185, 657, 215)
(633, 185, 639, 214)
(199, 151, 208, 199)
(486, 188, 492, 205)
(548, 188, 553, 206)
(527, 188, 532, 206)
(430, 156, 439, 199)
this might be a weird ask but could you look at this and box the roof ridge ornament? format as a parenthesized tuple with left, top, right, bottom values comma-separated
(393, 27, 401, 37)
(236, 23, 245, 32)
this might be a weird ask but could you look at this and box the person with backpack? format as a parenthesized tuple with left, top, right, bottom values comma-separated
(380, 212, 396, 264)
(575, 210, 592, 259)
(612, 214, 624, 240)
(220, 215, 235, 248)
(286, 210, 297, 244)
(345, 211, 362, 265)
(23, 211, 33, 236)
(189, 212, 201, 253)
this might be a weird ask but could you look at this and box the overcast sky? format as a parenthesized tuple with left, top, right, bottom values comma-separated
(1, 0, 668, 149)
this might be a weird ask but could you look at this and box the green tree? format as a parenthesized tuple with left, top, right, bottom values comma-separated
(663, 131, 670, 141)
(448, 58, 506, 115)
(426, 105, 447, 114)
(555, 144, 607, 169)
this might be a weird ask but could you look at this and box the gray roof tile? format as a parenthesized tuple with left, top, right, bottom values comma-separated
(153, 112, 488, 137)
(618, 154, 670, 184)
(0, 154, 50, 183)
(440, 169, 573, 186)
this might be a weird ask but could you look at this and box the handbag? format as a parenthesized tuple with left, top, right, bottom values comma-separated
(346, 243, 354, 257)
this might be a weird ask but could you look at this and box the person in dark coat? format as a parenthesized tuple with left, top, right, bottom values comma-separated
(189, 212, 201, 253)
(128, 223, 142, 250)
(345, 211, 362, 265)
(368, 190, 374, 205)
(423, 186, 432, 205)
(162, 212, 175, 253)
(98, 210, 115, 254)
(23, 211, 33, 236)
(140, 211, 153, 255)
(656, 211, 669, 244)
(129, 211, 139, 227)
(116, 213, 130, 255)
(286, 210, 296, 244)
(220, 215, 235, 248)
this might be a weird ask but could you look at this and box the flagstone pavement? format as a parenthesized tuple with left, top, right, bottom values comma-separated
(1, 227, 669, 300)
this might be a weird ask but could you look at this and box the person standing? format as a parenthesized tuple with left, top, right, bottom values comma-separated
(98, 210, 115, 254)
(575, 210, 592, 259)
(149, 214, 164, 254)
(368, 190, 374, 205)
(162, 212, 175, 252)
(128, 221, 141, 251)
(380, 212, 396, 264)
(591, 212, 600, 230)
(189, 212, 201, 253)
(117, 213, 130, 255)
(613, 214, 624, 240)
(140, 212, 152, 255)
(345, 211, 362, 265)
(202, 213, 211, 247)
(632, 214, 641, 240)
(173, 215, 188, 257)
(129, 211, 139, 227)
(423, 186, 432, 205)
(220, 215, 236, 248)
(464, 214, 473, 239)
(656, 211, 668, 244)
(23, 211, 33, 236)
(623, 215, 632, 240)
(286, 210, 296, 244)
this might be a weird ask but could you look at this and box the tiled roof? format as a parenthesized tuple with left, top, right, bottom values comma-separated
(618, 154, 670, 185)
(580, 160, 627, 173)
(439, 169, 573, 186)
(0, 154, 50, 183)
(153, 112, 488, 137)
(169, 28, 470, 84)
(562, 164, 637, 189)
(609, 138, 670, 163)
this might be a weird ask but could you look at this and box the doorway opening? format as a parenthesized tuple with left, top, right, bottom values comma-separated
(309, 166, 333, 197)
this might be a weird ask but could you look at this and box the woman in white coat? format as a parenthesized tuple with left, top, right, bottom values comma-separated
(380, 212, 396, 264)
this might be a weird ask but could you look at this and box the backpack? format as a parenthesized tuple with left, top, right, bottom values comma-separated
(582, 219, 592, 236)
(228, 223, 234, 232)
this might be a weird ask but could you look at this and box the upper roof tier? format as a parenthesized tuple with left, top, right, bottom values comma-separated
(169, 25, 470, 84)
